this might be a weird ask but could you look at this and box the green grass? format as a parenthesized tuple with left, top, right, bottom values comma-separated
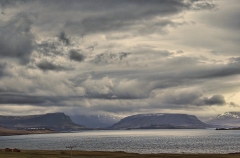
(1, 150, 240, 158)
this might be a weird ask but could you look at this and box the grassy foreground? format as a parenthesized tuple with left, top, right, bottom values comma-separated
(1, 150, 240, 158)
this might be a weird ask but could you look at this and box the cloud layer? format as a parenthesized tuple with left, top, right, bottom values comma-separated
(0, 0, 239, 117)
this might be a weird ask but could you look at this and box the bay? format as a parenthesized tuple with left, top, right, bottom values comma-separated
(1, 129, 240, 154)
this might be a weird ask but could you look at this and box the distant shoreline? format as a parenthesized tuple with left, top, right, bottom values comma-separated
(0, 127, 56, 136)
(216, 127, 240, 130)
(1, 149, 240, 158)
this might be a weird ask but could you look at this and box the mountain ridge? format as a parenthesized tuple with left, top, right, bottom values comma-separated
(110, 113, 211, 129)
(0, 112, 85, 131)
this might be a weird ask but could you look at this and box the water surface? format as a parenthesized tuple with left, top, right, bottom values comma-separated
(1, 129, 240, 154)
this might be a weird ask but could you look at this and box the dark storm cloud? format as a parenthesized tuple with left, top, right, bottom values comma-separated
(37, 60, 72, 71)
(0, 94, 47, 104)
(0, 62, 7, 77)
(0, 14, 34, 64)
(0, 0, 27, 8)
(0, 0, 14, 7)
(203, 94, 226, 105)
(63, 0, 216, 35)
(58, 31, 70, 45)
(0, 93, 81, 105)
(65, 17, 179, 35)
(196, 64, 240, 79)
(69, 50, 84, 62)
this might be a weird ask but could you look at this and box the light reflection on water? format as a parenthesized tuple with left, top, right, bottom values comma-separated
(1, 129, 240, 154)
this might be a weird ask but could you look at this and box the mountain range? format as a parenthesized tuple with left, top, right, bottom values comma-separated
(1, 112, 238, 133)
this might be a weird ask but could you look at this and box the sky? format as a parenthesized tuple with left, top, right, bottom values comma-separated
(0, 0, 240, 118)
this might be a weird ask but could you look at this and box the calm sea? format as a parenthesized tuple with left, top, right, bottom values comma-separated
(1, 129, 240, 154)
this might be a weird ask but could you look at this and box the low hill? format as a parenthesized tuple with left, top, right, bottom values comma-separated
(70, 115, 121, 128)
(206, 112, 240, 127)
(0, 113, 85, 131)
(110, 113, 210, 129)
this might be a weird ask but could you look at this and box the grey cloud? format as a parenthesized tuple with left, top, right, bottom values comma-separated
(160, 90, 203, 106)
(200, 2, 240, 31)
(66, 17, 178, 36)
(159, 90, 228, 106)
(86, 41, 98, 52)
(37, 60, 72, 71)
(38, 0, 215, 13)
(0, 14, 34, 64)
(198, 64, 240, 78)
(0, 0, 238, 116)
(229, 102, 239, 107)
(203, 94, 226, 105)
(131, 48, 175, 58)
(37, 41, 63, 56)
(190, 0, 217, 10)
(74, 55, 238, 107)
(119, 52, 131, 60)
(58, 31, 70, 45)
(0, 94, 47, 105)
(91, 51, 130, 65)
(79, 77, 153, 100)
(229, 57, 240, 63)
(0, 93, 82, 106)
(69, 50, 84, 62)
(63, 0, 216, 35)
(157, 56, 240, 79)
(0, 62, 7, 77)
(176, 50, 184, 54)
(0, 0, 27, 8)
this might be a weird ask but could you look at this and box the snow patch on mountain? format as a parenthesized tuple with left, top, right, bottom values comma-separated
(215, 112, 240, 119)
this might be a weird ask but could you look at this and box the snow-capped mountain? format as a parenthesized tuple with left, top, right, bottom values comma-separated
(216, 112, 240, 119)
(206, 112, 240, 127)
(70, 114, 122, 128)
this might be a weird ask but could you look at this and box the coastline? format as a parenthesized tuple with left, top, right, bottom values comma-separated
(0, 150, 240, 158)
(0, 127, 56, 136)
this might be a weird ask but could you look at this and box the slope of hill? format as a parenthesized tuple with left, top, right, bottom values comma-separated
(206, 112, 240, 127)
(70, 115, 121, 128)
(110, 113, 210, 129)
(0, 113, 85, 131)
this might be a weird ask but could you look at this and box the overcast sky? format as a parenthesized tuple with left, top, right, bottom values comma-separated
(0, 0, 240, 118)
